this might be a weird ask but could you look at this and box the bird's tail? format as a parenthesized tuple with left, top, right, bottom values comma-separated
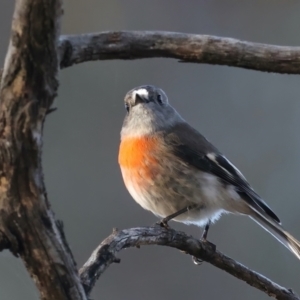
(250, 209, 300, 260)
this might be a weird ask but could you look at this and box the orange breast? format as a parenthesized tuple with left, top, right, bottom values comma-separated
(118, 136, 159, 169)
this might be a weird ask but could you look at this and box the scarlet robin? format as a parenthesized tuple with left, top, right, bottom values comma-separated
(118, 85, 300, 261)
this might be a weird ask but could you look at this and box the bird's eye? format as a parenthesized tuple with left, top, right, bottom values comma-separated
(125, 103, 130, 113)
(157, 94, 163, 105)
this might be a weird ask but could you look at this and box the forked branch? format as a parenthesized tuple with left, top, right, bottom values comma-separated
(80, 226, 299, 300)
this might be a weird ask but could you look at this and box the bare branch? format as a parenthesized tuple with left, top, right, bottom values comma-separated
(2, 30, 300, 82)
(59, 31, 300, 74)
(80, 226, 299, 300)
(0, 1, 86, 299)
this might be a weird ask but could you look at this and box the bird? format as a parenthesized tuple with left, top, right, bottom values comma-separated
(118, 84, 300, 262)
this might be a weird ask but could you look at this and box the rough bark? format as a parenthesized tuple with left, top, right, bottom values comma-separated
(59, 31, 300, 74)
(0, 1, 86, 299)
(80, 226, 299, 300)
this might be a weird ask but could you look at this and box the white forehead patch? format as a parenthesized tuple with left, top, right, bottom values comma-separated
(132, 88, 149, 99)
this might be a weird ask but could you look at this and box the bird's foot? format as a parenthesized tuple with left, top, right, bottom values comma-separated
(155, 219, 170, 229)
(192, 256, 203, 265)
(192, 237, 216, 265)
(192, 237, 206, 265)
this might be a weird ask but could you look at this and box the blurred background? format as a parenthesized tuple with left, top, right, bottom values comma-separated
(1, 1, 300, 299)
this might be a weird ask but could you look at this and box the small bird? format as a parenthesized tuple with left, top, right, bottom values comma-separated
(118, 85, 300, 261)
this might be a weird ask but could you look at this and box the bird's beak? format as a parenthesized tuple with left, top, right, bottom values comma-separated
(134, 93, 148, 105)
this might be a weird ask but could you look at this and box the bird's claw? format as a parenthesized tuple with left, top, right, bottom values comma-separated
(192, 237, 216, 266)
(192, 256, 203, 265)
(155, 220, 170, 229)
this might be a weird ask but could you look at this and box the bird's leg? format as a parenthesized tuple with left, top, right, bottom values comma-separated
(201, 220, 211, 241)
(193, 220, 211, 265)
(158, 204, 198, 228)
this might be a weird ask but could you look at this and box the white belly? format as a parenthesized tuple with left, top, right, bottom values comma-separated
(120, 166, 245, 227)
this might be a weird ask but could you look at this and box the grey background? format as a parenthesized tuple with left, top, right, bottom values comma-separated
(1, 1, 300, 299)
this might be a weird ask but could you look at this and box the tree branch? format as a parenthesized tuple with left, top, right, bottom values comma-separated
(59, 31, 300, 74)
(2, 30, 300, 82)
(79, 226, 299, 300)
(0, 1, 86, 299)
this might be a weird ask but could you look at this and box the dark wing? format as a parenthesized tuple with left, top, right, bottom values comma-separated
(164, 122, 280, 224)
